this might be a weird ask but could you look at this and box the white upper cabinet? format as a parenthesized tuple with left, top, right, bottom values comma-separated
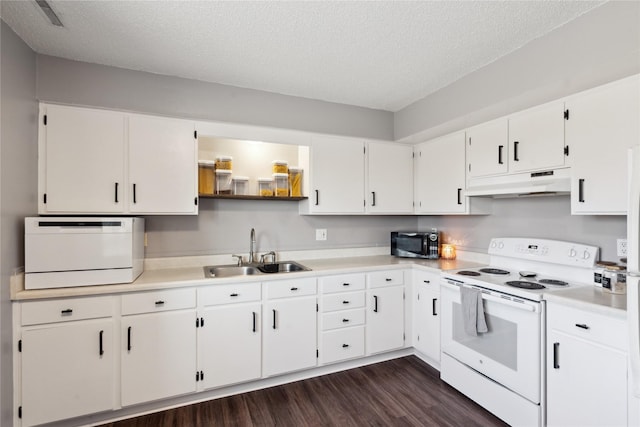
(38, 104, 198, 215)
(566, 74, 640, 214)
(415, 131, 490, 215)
(304, 135, 366, 214)
(508, 101, 567, 174)
(366, 142, 413, 214)
(40, 104, 126, 214)
(466, 118, 509, 179)
(129, 115, 198, 214)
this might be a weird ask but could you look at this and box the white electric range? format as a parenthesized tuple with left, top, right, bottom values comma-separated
(440, 238, 599, 427)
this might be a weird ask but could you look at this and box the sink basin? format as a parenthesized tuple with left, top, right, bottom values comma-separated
(204, 265, 261, 278)
(258, 261, 311, 274)
(204, 261, 311, 278)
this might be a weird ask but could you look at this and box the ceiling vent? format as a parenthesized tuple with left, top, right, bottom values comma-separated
(35, 0, 63, 27)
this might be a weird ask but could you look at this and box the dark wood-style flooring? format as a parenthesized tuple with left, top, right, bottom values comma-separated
(101, 356, 509, 427)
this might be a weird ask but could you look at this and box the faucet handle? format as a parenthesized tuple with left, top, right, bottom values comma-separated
(231, 254, 243, 266)
(260, 251, 277, 264)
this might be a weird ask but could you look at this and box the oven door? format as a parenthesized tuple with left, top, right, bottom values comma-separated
(441, 279, 542, 404)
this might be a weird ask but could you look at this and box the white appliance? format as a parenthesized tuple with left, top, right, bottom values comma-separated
(628, 146, 640, 407)
(440, 237, 598, 427)
(25, 217, 144, 289)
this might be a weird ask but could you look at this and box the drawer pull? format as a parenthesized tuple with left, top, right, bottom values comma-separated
(230, 293, 239, 297)
(385, 278, 392, 282)
(343, 283, 350, 287)
(290, 287, 299, 291)
(342, 300, 350, 305)
(155, 300, 165, 306)
(127, 326, 132, 352)
(553, 342, 560, 369)
(342, 344, 350, 348)
(575, 323, 590, 330)
(423, 280, 430, 284)
(99, 330, 104, 356)
(60, 309, 73, 315)
(342, 318, 350, 323)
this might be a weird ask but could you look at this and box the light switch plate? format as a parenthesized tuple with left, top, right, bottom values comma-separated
(316, 229, 327, 241)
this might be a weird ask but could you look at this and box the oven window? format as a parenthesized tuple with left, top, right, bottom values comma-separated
(451, 302, 518, 371)
(396, 236, 422, 253)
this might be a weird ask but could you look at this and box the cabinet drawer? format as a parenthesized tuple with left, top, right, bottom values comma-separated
(199, 282, 261, 306)
(265, 277, 316, 299)
(367, 270, 404, 288)
(319, 274, 365, 294)
(122, 288, 196, 315)
(321, 326, 365, 364)
(548, 303, 627, 351)
(414, 270, 439, 287)
(322, 292, 365, 312)
(21, 296, 114, 326)
(322, 308, 365, 331)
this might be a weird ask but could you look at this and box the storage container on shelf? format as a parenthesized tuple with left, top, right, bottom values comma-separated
(288, 167, 303, 197)
(272, 160, 288, 174)
(215, 155, 233, 170)
(198, 160, 216, 196)
(273, 173, 289, 197)
(232, 176, 249, 196)
(215, 169, 233, 194)
(257, 178, 273, 197)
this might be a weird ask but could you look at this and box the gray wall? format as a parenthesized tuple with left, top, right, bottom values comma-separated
(420, 196, 626, 262)
(0, 20, 38, 426)
(395, 1, 640, 142)
(36, 55, 394, 141)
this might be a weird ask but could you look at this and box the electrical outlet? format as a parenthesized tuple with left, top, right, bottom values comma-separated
(316, 229, 327, 241)
(617, 238, 627, 257)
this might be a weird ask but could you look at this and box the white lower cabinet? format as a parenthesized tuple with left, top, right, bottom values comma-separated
(262, 278, 318, 377)
(198, 283, 262, 390)
(366, 270, 405, 355)
(121, 290, 197, 406)
(546, 302, 627, 427)
(412, 270, 440, 364)
(17, 296, 116, 427)
(318, 273, 366, 365)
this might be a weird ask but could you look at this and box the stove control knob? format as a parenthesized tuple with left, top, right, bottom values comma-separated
(583, 250, 591, 260)
(568, 248, 577, 258)
(498, 241, 504, 249)
(490, 240, 497, 249)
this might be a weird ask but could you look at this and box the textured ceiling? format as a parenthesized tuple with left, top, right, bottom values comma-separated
(1, 1, 605, 112)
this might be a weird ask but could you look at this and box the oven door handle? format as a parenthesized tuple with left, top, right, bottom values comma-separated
(443, 281, 539, 313)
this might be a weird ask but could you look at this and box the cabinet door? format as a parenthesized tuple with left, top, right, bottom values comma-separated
(413, 273, 440, 362)
(366, 286, 405, 354)
(129, 115, 198, 214)
(467, 118, 509, 178)
(121, 310, 197, 406)
(367, 142, 413, 213)
(309, 136, 365, 213)
(199, 303, 261, 389)
(415, 132, 466, 214)
(508, 101, 566, 173)
(567, 75, 640, 214)
(42, 105, 125, 213)
(263, 296, 317, 377)
(547, 329, 627, 427)
(21, 319, 115, 426)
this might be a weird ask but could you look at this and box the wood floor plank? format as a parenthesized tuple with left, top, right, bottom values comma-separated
(101, 356, 509, 427)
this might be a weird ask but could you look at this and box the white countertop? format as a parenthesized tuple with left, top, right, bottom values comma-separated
(11, 255, 483, 301)
(544, 285, 627, 319)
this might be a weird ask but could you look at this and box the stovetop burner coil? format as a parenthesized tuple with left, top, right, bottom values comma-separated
(479, 268, 510, 275)
(505, 280, 546, 290)
(457, 270, 481, 276)
(538, 279, 568, 286)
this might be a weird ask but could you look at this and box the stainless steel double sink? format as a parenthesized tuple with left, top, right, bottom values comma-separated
(204, 261, 311, 278)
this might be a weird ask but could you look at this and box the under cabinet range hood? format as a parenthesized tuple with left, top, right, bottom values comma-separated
(464, 168, 571, 198)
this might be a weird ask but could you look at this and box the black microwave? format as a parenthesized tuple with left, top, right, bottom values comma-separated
(391, 231, 440, 259)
